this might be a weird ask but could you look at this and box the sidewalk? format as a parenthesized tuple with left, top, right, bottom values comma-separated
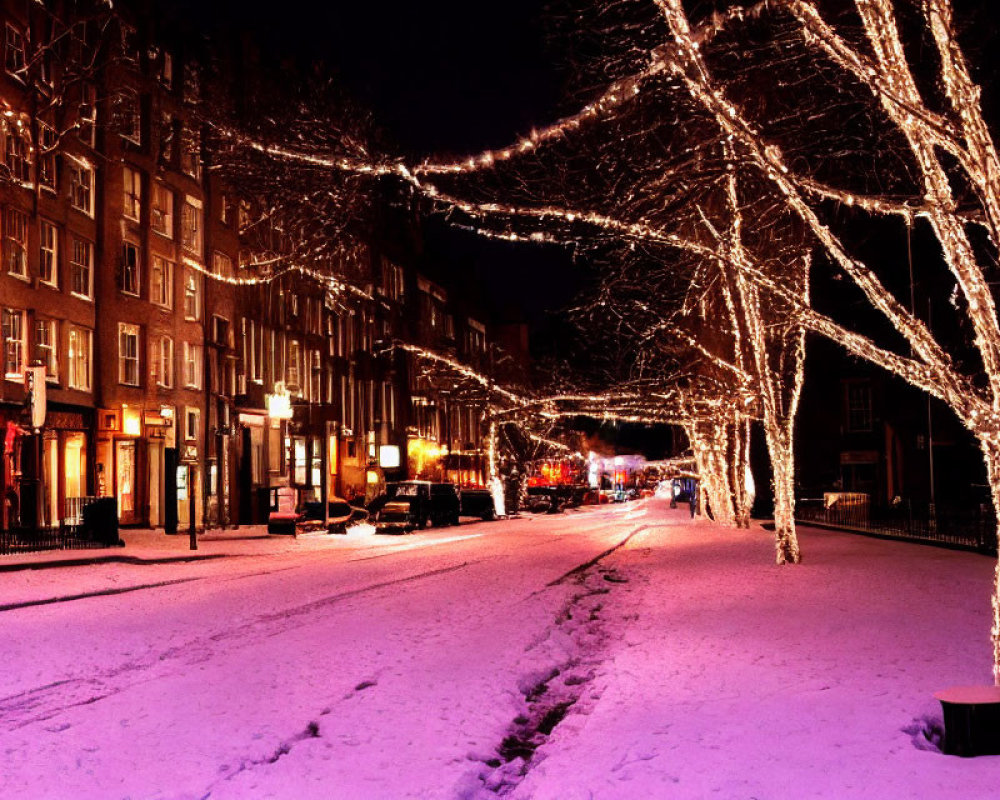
(0, 524, 327, 572)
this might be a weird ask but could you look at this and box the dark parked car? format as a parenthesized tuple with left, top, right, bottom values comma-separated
(374, 501, 417, 534)
(291, 497, 369, 534)
(459, 487, 497, 521)
(430, 482, 461, 526)
(370, 481, 461, 532)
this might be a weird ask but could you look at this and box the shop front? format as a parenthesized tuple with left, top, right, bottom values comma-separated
(40, 408, 93, 527)
(96, 405, 175, 527)
(406, 435, 446, 482)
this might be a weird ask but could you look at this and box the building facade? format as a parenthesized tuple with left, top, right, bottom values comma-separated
(0, 1, 500, 535)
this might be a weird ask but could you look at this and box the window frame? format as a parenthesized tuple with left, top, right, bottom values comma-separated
(183, 268, 201, 321)
(69, 158, 94, 216)
(69, 236, 93, 299)
(67, 324, 92, 391)
(118, 322, 140, 386)
(4, 206, 28, 279)
(150, 255, 174, 309)
(38, 219, 58, 287)
(35, 318, 58, 381)
(151, 182, 174, 238)
(180, 196, 202, 255)
(2, 307, 25, 380)
(183, 341, 203, 389)
(5, 24, 25, 79)
(156, 335, 173, 389)
(121, 240, 140, 296)
(123, 165, 141, 221)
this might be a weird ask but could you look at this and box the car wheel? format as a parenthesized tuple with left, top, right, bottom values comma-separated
(482, 510, 495, 521)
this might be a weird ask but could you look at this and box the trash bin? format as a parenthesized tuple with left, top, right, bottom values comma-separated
(83, 497, 120, 546)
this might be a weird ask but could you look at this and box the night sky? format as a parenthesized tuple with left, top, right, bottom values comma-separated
(181, 0, 583, 342)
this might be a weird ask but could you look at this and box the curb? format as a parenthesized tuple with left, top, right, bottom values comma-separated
(0, 552, 230, 573)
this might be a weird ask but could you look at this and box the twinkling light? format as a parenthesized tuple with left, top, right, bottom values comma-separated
(658, 0, 1000, 677)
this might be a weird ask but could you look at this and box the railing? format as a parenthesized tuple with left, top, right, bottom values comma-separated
(796, 495, 997, 554)
(1, 496, 117, 556)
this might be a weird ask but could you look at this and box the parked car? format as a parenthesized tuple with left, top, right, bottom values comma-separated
(374, 501, 417, 534)
(370, 481, 461, 532)
(299, 497, 369, 533)
(459, 487, 497, 521)
(430, 482, 461, 526)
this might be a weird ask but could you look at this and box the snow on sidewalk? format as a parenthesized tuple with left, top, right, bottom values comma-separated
(512, 510, 1000, 799)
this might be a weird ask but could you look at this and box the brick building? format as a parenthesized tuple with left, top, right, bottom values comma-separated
(0, 0, 502, 535)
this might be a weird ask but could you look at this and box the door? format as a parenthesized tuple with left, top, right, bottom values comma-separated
(148, 441, 163, 527)
(116, 440, 137, 524)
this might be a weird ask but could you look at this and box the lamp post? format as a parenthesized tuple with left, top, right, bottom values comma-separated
(189, 462, 197, 551)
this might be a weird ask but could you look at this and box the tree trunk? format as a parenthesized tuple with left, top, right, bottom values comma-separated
(766, 421, 801, 564)
(688, 419, 737, 526)
(980, 440, 1000, 685)
(731, 416, 753, 529)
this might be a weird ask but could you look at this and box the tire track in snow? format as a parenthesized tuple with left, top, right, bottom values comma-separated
(546, 524, 651, 586)
(0, 561, 477, 732)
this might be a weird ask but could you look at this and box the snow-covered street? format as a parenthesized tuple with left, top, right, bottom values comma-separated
(4, 500, 1000, 798)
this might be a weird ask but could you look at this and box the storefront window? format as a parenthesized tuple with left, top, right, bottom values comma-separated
(294, 437, 307, 485)
(116, 440, 136, 515)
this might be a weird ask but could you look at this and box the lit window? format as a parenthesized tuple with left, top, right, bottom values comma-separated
(212, 251, 232, 278)
(69, 159, 94, 215)
(183, 342, 203, 389)
(183, 269, 200, 320)
(4, 207, 28, 278)
(35, 318, 58, 380)
(2, 308, 25, 379)
(118, 323, 140, 386)
(151, 182, 173, 237)
(123, 166, 141, 220)
(39, 219, 58, 287)
(70, 236, 93, 299)
(151, 256, 173, 308)
(181, 197, 202, 254)
(67, 325, 91, 391)
(155, 336, 173, 388)
(121, 241, 140, 296)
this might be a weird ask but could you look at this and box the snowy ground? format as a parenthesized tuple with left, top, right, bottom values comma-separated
(2, 500, 1000, 798)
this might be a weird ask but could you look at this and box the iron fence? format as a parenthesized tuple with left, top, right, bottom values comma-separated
(0, 496, 118, 556)
(796, 496, 997, 554)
